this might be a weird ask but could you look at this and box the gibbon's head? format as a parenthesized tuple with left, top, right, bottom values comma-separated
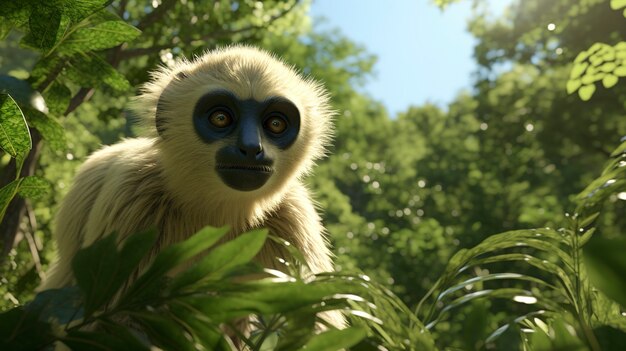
(133, 46, 334, 204)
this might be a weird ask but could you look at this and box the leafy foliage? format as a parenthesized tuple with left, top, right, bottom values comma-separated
(0, 226, 436, 350)
(566, 42, 626, 100)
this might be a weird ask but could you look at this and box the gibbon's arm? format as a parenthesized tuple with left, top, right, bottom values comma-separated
(40, 138, 163, 290)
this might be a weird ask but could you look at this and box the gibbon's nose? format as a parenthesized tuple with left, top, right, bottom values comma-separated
(237, 122, 263, 158)
(238, 142, 262, 157)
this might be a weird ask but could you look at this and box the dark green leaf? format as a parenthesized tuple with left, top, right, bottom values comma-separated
(594, 325, 626, 351)
(63, 53, 131, 92)
(58, 20, 141, 54)
(131, 312, 197, 351)
(584, 236, 626, 308)
(25, 4, 62, 50)
(0, 307, 55, 350)
(61, 330, 149, 351)
(123, 226, 229, 302)
(169, 307, 233, 351)
(0, 93, 31, 157)
(43, 82, 71, 116)
(0, 2, 30, 38)
(98, 318, 153, 351)
(27, 109, 66, 151)
(170, 229, 268, 290)
(72, 229, 158, 315)
(18, 175, 51, 200)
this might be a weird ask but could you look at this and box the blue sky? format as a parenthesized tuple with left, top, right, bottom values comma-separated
(310, 0, 514, 116)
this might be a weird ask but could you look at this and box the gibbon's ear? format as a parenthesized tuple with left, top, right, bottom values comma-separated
(155, 71, 189, 137)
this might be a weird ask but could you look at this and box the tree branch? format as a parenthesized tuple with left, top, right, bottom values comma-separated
(117, 0, 300, 61)
(205, 0, 300, 40)
(136, 0, 178, 31)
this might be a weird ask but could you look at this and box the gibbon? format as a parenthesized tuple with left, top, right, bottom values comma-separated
(40, 46, 341, 327)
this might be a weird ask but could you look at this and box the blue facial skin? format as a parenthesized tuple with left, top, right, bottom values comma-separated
(192, 90, 300, 191)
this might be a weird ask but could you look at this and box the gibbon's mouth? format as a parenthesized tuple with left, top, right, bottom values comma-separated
(216, 164, 274, 173)
(216, 164, 274, 191)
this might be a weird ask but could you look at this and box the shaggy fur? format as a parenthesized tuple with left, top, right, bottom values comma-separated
(40, 46, 340, 326)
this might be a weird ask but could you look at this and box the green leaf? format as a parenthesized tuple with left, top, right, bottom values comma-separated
(615, 65, 626, 77)
(170, 229, 268, 291)
(169, 308, 232, 351)
(0, 179, 22, 221)
(27, 109, 66, 151)
(594, 326, 626, 350)
(98, 318, 153, 350)
(63, 53, 131, 92)
(0, 94, 31, 157)
(29, 55, 63, 88)
(297, 327, 367, 351)
(58, 20, 141, 54)
(584, 236, 626, 308)
(610, 0, 626, 10)
(569, 62, 588, 78)
(578, 84, 596, 101)
(566, 79, 581, 94)
(131, 312, 197, 351)
(574, 50, 589, 63)
(0, 307, 55, 350)
(122, 226, 229, 302)
(64, 0, 113, 22)
(0, 2, 30, 39)
(602, 74, 619, 88)
(24, 4, 62, 50)
(43, 82, 71, 116)
(17, 176, 51, 200)
(71, 230, 158, 315)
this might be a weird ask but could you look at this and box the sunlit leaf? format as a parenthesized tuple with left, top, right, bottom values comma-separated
(0, 94, 31, 157)
(58, 20, 141, 54)
(17, 176, 50, 200)
(570, 62, 588, 79)
(577, 84, 596, 100)
(602, 74, 619, 88)
(610, 0, 626, 10)
(170, 229, 267, 291)
(566, 79, 581, 94)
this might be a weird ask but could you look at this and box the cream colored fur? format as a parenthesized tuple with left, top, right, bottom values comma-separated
(40, 46, 341, 328)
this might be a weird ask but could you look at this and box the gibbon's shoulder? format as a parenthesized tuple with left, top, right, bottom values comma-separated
(75, 138, 161, 179)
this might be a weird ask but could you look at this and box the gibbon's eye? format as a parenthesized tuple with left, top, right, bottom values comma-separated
(209, 110, 233, 128)
(264, 114, 288, 134)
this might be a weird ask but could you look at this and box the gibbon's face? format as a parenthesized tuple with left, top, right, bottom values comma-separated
(140, 46, 333, 199)
(192, 89, 300, 191)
